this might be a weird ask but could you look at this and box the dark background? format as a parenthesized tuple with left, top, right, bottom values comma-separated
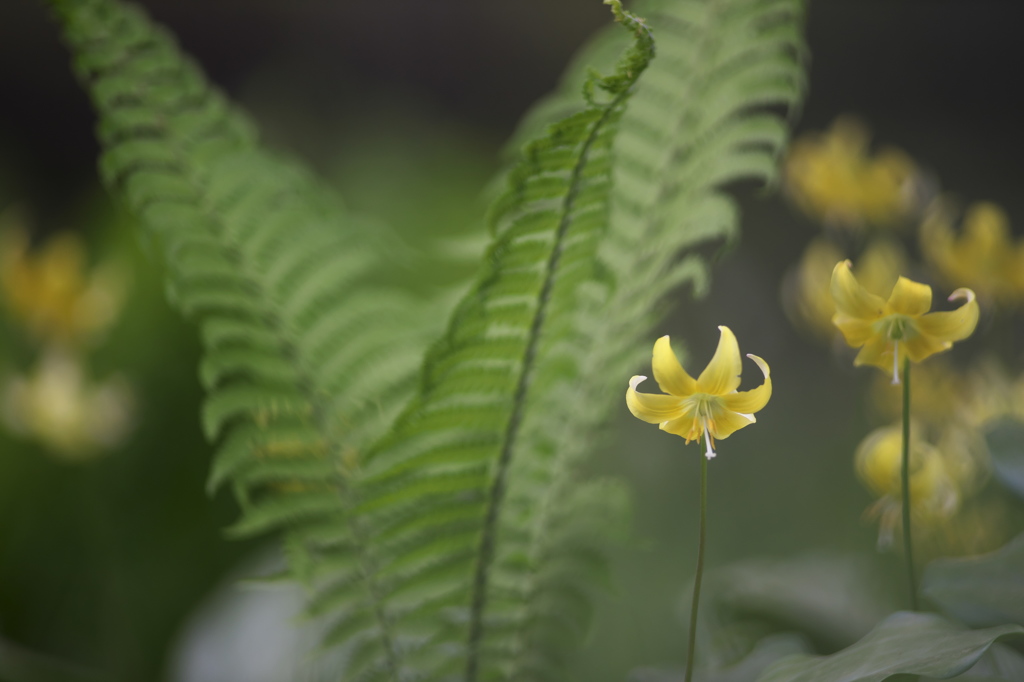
(0, 1, 1022, 680)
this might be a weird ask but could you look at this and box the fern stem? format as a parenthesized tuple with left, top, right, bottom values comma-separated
(463, 88, 633, 682)
(685, 453, 708, 682)
(901, 357, 918, 611)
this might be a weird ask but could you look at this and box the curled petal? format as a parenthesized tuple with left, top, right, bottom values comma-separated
(652, 336, 697, 397)
(722, 354, 772, 414)
(626, 376, 685, 424)
(696, 326, 742, 395)
(886, 277, 932, 316)
(916, 288, 979, 343)
(709, 409, 756, 440)
(831, 260, 886, 321)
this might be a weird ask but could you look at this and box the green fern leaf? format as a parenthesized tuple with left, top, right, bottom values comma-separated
(278, 3, 655, 680)
(47, 2, 447, 677)
(482, 1, 807, 680)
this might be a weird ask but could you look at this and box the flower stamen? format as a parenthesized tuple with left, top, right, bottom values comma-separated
(892, 341, 900, 385)
(703, 424, 716, 460)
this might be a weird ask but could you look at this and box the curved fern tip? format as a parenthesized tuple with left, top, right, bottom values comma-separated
(603, 0, 625, 20)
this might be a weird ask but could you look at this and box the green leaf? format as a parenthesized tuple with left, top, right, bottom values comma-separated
(758, 612, 1024, 682)
(705, 553, 896, 652)
(933, 643, 1024, 681)
(630, 633, 810, 682)
(922, 532, 1024, 629)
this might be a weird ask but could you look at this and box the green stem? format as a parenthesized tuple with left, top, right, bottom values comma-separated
(901, 357, 919, 611)
(685, 454, 708, 682)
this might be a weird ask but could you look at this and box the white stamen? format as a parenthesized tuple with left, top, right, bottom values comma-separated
(891, 342, 900, 385)
(703, 425, 716, 460)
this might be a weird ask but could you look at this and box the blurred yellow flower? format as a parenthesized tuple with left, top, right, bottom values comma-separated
(856, 424, 959, 548)
(626, 327, 771, 459)
(959, 357, 1024, 429)
(785, 117, 920, 229)
(935, 424, 990, 499)
(784, 237, 906, 341)
(920, 200, 1024, 305)
(0, 222, 126, 346)
(830, 260, 978, 383)
(2, 349, 134, 459)
(931, 496, 1012, 558)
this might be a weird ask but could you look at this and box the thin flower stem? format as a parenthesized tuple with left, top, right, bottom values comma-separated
(901, 357, 919, 611)
(685, 454, 708, 682)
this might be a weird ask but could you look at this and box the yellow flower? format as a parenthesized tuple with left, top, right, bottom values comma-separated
(0, 222, 126, 347)
(830, 260, 979, 383)
(785, 116, 919, 229)
(626, 327, 771, 459)
(935, 424, 990, 499)
(1, 348, 134, 460)
(856, 423, 959, 548)
(784, 237, 906, 341)
(920, 200, 1024, 305)
(959, 357, 1024, 429)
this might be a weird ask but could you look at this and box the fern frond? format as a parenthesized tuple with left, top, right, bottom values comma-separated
(485, 1, 807, 680)
(277, 4, 655, 680)
(48, 2, 445, 678)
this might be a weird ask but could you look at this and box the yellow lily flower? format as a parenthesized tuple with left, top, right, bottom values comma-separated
(920, 201, 1024, 305)
(626, 327, 771, 459)
(1, 348, 134, 459)
(960, 357, 1024, 429)
(0, 223, 126, 347)
(856, 423, 959, 548)
(830, 260, 979, 383)
(785, 117, 919, 229)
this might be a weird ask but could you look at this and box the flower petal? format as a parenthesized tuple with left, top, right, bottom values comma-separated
(626, 376, 686, 424)
(833, 314, 875, 346)
(831, 260, 886, 320)
(710, 409, 756, 440)
(886, 276, 932, 316)
(722, 354, 772, 414)
(697, 326, 742, 395)
(903, 334, 951, 363)
(916, 288, 979, 343)
(853, 335, 893, 373)
(652, 336, 697, 397)
(659, 405, 700, 440)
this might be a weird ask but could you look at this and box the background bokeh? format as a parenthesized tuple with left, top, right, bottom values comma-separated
(1, 1, 1023, 680)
